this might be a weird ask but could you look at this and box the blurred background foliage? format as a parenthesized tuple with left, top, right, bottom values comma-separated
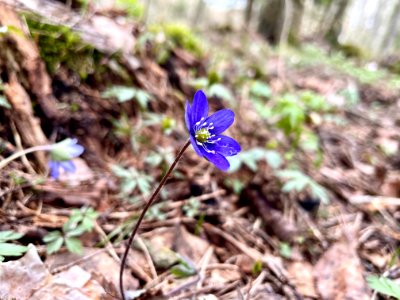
(1, 1, 400, 298)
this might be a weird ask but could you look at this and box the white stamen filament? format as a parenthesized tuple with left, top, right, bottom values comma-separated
(193, 118, 221, 154)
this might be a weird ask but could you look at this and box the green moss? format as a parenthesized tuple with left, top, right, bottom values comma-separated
(115, 0, 143, 19)
(336, 44, 366, 59)
(286, 44, 400, 87)
(149, 23, 204, 57)
(26, 17, 101, 79)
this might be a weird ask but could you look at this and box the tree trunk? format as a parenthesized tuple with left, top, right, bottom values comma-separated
(0, 3, 51, 171)
(257, 0, 285, 44)
(338, 0, 400, 58)
(257, 0, 303, 45)
(244, 0, 255, 28)
(321, 0, 349, 39)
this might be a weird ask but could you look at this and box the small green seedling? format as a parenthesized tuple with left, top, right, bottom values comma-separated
(43, 207, 98, 255)
(0, 231, 28, 262)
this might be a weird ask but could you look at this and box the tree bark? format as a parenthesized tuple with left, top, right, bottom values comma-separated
(257, 0, 285, 44)
(244, 0, 254, 28)
(0, 3, 54, 171)
(338, 0, 400, 58)
(257, 0, 303, 45)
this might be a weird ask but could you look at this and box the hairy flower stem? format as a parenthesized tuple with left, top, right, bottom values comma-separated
(0, 144, 54, 170)
(119, 139, 191, 300)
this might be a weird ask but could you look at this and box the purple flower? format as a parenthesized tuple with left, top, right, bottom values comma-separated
(185, 90, 241, 171)
(48, 138, 84, 179)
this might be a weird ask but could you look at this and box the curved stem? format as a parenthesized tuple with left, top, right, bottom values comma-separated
(119, 139, 191, 300)
(0, 144, 53, 170)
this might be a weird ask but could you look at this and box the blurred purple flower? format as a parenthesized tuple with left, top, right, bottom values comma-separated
(185, 90, 240, 171)
(48, 138, 84, 179)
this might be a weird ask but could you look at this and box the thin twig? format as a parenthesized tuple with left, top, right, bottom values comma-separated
(197, 246, 214, 290)
(51, 248, 109, 274)
(10, 122, 36, 174)
(94, 222, 120, 263)
(137, 237, 157, 279)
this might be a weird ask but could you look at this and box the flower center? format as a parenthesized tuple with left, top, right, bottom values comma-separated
(195, 128, 210, 143)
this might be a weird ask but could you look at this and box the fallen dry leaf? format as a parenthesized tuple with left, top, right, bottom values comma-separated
(0, 244, 51, 299)
(314, 237, 370, 300)
(209, 267, 241, 284)
(287, 261, 318, 298)
(46, 248, 138, 293)
(175, 225, 217, 264)
(31, 265, 108, 300)
(0, 245, 115, 299)
(381, 172, 400, 198)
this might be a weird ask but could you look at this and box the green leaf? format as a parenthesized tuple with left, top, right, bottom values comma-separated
(170, 259, 197, 278)
(121, 180, 138, 195)
(250, 81, 272, 99)
(309, 182, 330, 204)
(43, 231, 62, 243)
(340, 85, 359, 107)
(0, 95, 11, 109)
(252, 260, 263, 276)
(208, 84, 234, 103)
(367, 275, 400, 299)
(111, 164, 133, 178)
(300, 91, 330, 112)
(135, 90, 152, 109)
(300, 131, 320, 153)
(46, 236, 64, 254)
(282, 177, 309, 193)
(63, 211, 83, 232)
(102, 86, 152, 109)
(243, 156, 258, 172)
(232, 180, 244, 194)
(65, 226, 87, 237)
(81, 218, 96, 231)
(113, 164, 154, 198)
(274, 95, 305, 135)
(146, 203, 166, 221)
(0, 243, 28, 257)
(228, 148, 282, 173)
(137, 176, 152, 196)
(145, 152, 163, 167)
(252, 99, 272, 119)
(0, 230, 24, 242)
(276, 169, 305, 179)
(65, 237, 83, 254)
(277, 169, 330, 203)
(102, 86, 136, 103)
(279, 242, 292, 259)
(142, 112, 163, 126)
(264, 150, 283, 169)
(182, 198, 200, 218)
(227, 155, 242, 173)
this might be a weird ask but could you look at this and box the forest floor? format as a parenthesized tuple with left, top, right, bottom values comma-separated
(0, 1, 400, 299)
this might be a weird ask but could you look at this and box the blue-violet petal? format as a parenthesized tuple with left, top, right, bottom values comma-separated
(185, 100, 192, 132)
(49, 161, 60, 179)
(206, 109, 235, 135)
(207, 135, 241, 157)
(191, 90, 208, 125)
(201, 149, 230, 171)
(60, 160, 76, 173)
(189, 135, 204, 157)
